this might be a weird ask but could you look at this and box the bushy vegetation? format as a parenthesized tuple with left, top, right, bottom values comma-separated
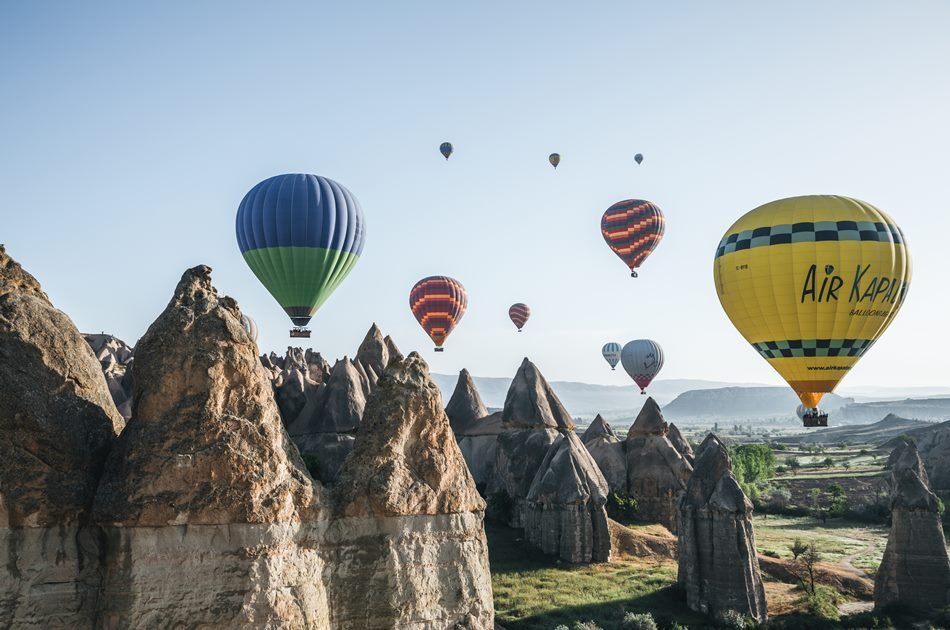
(730, 444, 776, 489)
(621, 612, 658, 630)
(606, 491, 639, 522)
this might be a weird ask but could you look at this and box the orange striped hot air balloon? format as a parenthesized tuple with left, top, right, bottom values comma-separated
(508, 303, 530, 332)
(601, 199, 665, 278)
(409, 276, 468, 351)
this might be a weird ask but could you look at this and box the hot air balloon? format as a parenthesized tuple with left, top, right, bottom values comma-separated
(634, 153, 644, 165)
(440, 142, 453, 160)
(410, 276, 467, 351)
(602, 342, 621, 370)
(240, 314, 259, 343)
(621, 339, 664, 394)
(713, 195, 911, 427)
(235, 174, 366, 339)
(508, 303, 530, 332)
(549, 153, 560, 169)
(601, 199, 665, 278)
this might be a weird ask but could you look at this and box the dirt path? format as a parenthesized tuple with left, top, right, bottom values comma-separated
(837, 542, 876, 616)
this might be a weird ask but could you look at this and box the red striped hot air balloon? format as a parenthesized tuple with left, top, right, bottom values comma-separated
(601, 199, 665, 278)
(508, 303, 530, 332)
(409, 276, 468, 351)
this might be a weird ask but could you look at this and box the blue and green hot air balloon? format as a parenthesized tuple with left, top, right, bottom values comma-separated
(235, 174, 366, 334)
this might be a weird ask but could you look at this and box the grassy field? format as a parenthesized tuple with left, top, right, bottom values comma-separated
(487, 521, 704, 630)
(752, 514, 889, 574)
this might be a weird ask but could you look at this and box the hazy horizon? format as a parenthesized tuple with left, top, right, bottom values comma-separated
(3, 2, 948, 389)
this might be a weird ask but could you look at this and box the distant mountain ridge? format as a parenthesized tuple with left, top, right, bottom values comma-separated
(777, 414, 935, 446)
(432, 374, 761, 417)
(662, 387, 851, 419)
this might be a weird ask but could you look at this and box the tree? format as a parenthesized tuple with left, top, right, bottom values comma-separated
(731, 444, 777, 486)
(798, 545, 821, 595)
(790, 537, 809, 560)
(822, 457, 834, 469)
(786, 457, 801, 475)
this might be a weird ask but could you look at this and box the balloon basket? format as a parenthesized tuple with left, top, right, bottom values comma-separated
(802, 411, 828, 428)
(289, 328, 311, 339)
(631, 271, 638, 278)
(640, 391, 646, 395)
(434, 347, 444, 353)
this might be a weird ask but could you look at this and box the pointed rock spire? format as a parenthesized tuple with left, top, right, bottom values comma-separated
(526, 432, 611, 563)
(627, 397, 668, 438)
(446, 368, 489, 434)
(678, 432, 766, 623)
(502, 358, 574, 430)
(355, 323, 388, 377)
(384, 334, 404, 364)
(582, 414, 617, 442)
(668, 423, 695, 464)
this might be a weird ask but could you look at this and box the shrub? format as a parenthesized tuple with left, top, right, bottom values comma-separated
(606, 491, 639, 522)
(572, 622, 604, 630)
(621, 612, 658, 630)
(805, 584, 841, 620)
(763, 549, 780, 558)
(717, 609, 754, 628)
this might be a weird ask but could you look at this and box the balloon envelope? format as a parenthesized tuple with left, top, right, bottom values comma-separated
(549, 153, 560, 168)
(713, 195, 911, 410)
(440, 142, 453, 160)
(235, 174, 366, 328)
(621, 339, 664, 393)
(410, 276, 468, 350)
(601, 199, 665, 276)
(602, 342, 621, 370)
(240, 314, 259, 343)
(508, 303, 530, 331)
(634, 153, 644, 165)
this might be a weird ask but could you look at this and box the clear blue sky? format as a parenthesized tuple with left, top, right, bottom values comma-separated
(2, 2, 948, 388)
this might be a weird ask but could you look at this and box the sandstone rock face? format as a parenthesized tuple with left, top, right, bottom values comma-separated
(327, 352, 494, 629)
(581, 415, 627, 493)
(678, 434, 767, 623)
(874, 442, 950, 613)
(525, 432, 611, 563)
(488, 359, 570, 527)
(93, 265, 328, 628)
(354, 322, 391, 380)
(0, 245, 124, 628)
(85, 333, 135, 419)
(668, 422, 695, 465)
(626, 398, 693, 532)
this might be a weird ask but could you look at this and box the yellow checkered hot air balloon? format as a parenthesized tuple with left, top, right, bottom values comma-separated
(713, 195, 911, 427)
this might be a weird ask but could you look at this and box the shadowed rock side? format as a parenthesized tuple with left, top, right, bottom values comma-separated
(85, 333, 135, 419)
(355, 322, 391, 378)
(678, 434, 767, 623)
(581, 415, 627, 492)
(327, 352, 494, 629)
(916, 422, 950, 500)
(626, 398, 693, 533)
(93, 265, 327, 628)
(668, 422, 695, 465)
(286, 357, 367, 483)
(874, 442, 950, 613)
(525, 432, 611, 563)
(448, 369, 502, 489)
(488, 359, 570, 527)
(0, 245, 124, 628)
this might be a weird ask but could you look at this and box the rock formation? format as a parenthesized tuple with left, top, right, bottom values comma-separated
(0, 245, 124, 628)
(327, 352, 494, 629)
(626, 398, 693, 532)
(668, 422, 695, 465)
(678, 434, 767, 623)
(525, 432, 611, 563)
(354, 322, 391, 379)
(916, 422, 950, 500)
(286, 357, 367, 483)
(85, 333, 135, 419)
(93, 265, 328, 628)
(581, 415, 627, 492)
(874, 441, 950, 613)
(447, 369, 502, 489)
(487, 358, 574, 527)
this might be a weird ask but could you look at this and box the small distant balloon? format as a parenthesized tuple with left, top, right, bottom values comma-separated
(602, 342, 621, 370)
(549, 153, 560, 169)
(635, 153, 644, 165)
(508, 303, 530, 332)
(620, 339, 664, 394)
(409, 276, 468, 351)
(241, 314, 259, 343)
(440, 142, 453, 160)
